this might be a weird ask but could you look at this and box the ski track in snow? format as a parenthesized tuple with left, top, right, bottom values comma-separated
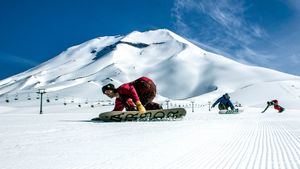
(1, 107, 300, 169)
(160, 114, 300, 169)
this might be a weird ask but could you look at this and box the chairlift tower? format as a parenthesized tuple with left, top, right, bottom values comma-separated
(191, 101, 195, 112)
(165, 99, 170, 109)
(37, 89, 46, 114)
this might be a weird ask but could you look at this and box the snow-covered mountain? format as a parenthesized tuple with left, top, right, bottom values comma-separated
(0, 29, 299, 107)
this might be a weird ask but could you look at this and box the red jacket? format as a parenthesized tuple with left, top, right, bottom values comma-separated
(112, 77, 155, 111)
(113, 83, 140, 111)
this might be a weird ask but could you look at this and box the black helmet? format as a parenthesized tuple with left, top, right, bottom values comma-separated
(102, 83, 115, 93)
(224, 93, 230, 99)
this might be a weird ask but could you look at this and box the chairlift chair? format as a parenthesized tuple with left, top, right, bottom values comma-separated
(27, 94, 31, 100)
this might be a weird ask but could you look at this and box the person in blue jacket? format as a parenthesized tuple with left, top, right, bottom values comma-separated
(212, 93, 235, 110)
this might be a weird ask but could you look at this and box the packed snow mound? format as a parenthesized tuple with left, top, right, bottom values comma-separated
(0, 29, 299, 106)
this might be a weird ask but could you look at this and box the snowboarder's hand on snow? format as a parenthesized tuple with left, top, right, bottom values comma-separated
(126, 99, 136, 108)
(136, 101, 146, 114)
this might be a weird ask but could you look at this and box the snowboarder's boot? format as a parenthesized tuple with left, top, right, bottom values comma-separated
(145, 102, 162, 110)
(218, 103, 228, 110)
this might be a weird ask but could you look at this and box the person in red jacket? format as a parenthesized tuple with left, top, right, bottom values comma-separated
(102, 77, 162, 113)
(269, 99, 285, 112)
(261, 99, 285, 113)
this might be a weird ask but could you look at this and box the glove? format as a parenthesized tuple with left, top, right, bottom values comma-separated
(135, 101, 146, 114)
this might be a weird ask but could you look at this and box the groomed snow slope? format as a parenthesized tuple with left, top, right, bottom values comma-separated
(1, 105, 300, 169)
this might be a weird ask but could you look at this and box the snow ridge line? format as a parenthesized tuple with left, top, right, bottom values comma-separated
(224, 127, 257, 168)
(276, 121, 300, 168)
(210, 128, 253, 169)
(243, 121, 263, 168)
(159, 124, 251, 169)
(193, 129, 245, 168)
(158, 118, 300, 169)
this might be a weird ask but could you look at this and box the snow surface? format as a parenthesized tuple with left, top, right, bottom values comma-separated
(1, 105, 300, 169)
(1, 29, 300, 168)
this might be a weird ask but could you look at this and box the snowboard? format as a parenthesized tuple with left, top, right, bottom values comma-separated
(94, 108, 186, 122)
(261, 105, 285, 113)
(261, 105, 270, 113)
(219, 109, 240, 114)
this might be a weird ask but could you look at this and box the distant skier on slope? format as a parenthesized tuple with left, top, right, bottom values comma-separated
(102, 76, 162, 114)
(261, 99, 285, 113)
(211, 93, 235, 110)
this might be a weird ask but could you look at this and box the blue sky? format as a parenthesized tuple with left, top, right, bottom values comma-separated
(0, 0, 299, 79)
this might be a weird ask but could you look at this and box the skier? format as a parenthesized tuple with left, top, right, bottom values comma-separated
(211, 93, 235, 110)
(261, 99, 285, 113)
(102, 76, 162, 114)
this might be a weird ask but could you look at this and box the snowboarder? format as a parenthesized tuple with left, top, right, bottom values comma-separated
(261, 99, 285, 113)
(102, 76, 162, 114)
(211, 93, 235, 110)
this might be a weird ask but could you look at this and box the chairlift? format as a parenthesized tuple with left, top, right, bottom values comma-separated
(45, 95, 50, 103)
(5, 96, 9, 103)
(14, 95, 18, 100)
(78, 104, 81, 107)
(27, 94, 31, 100)
(91, 105, 94, 108)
